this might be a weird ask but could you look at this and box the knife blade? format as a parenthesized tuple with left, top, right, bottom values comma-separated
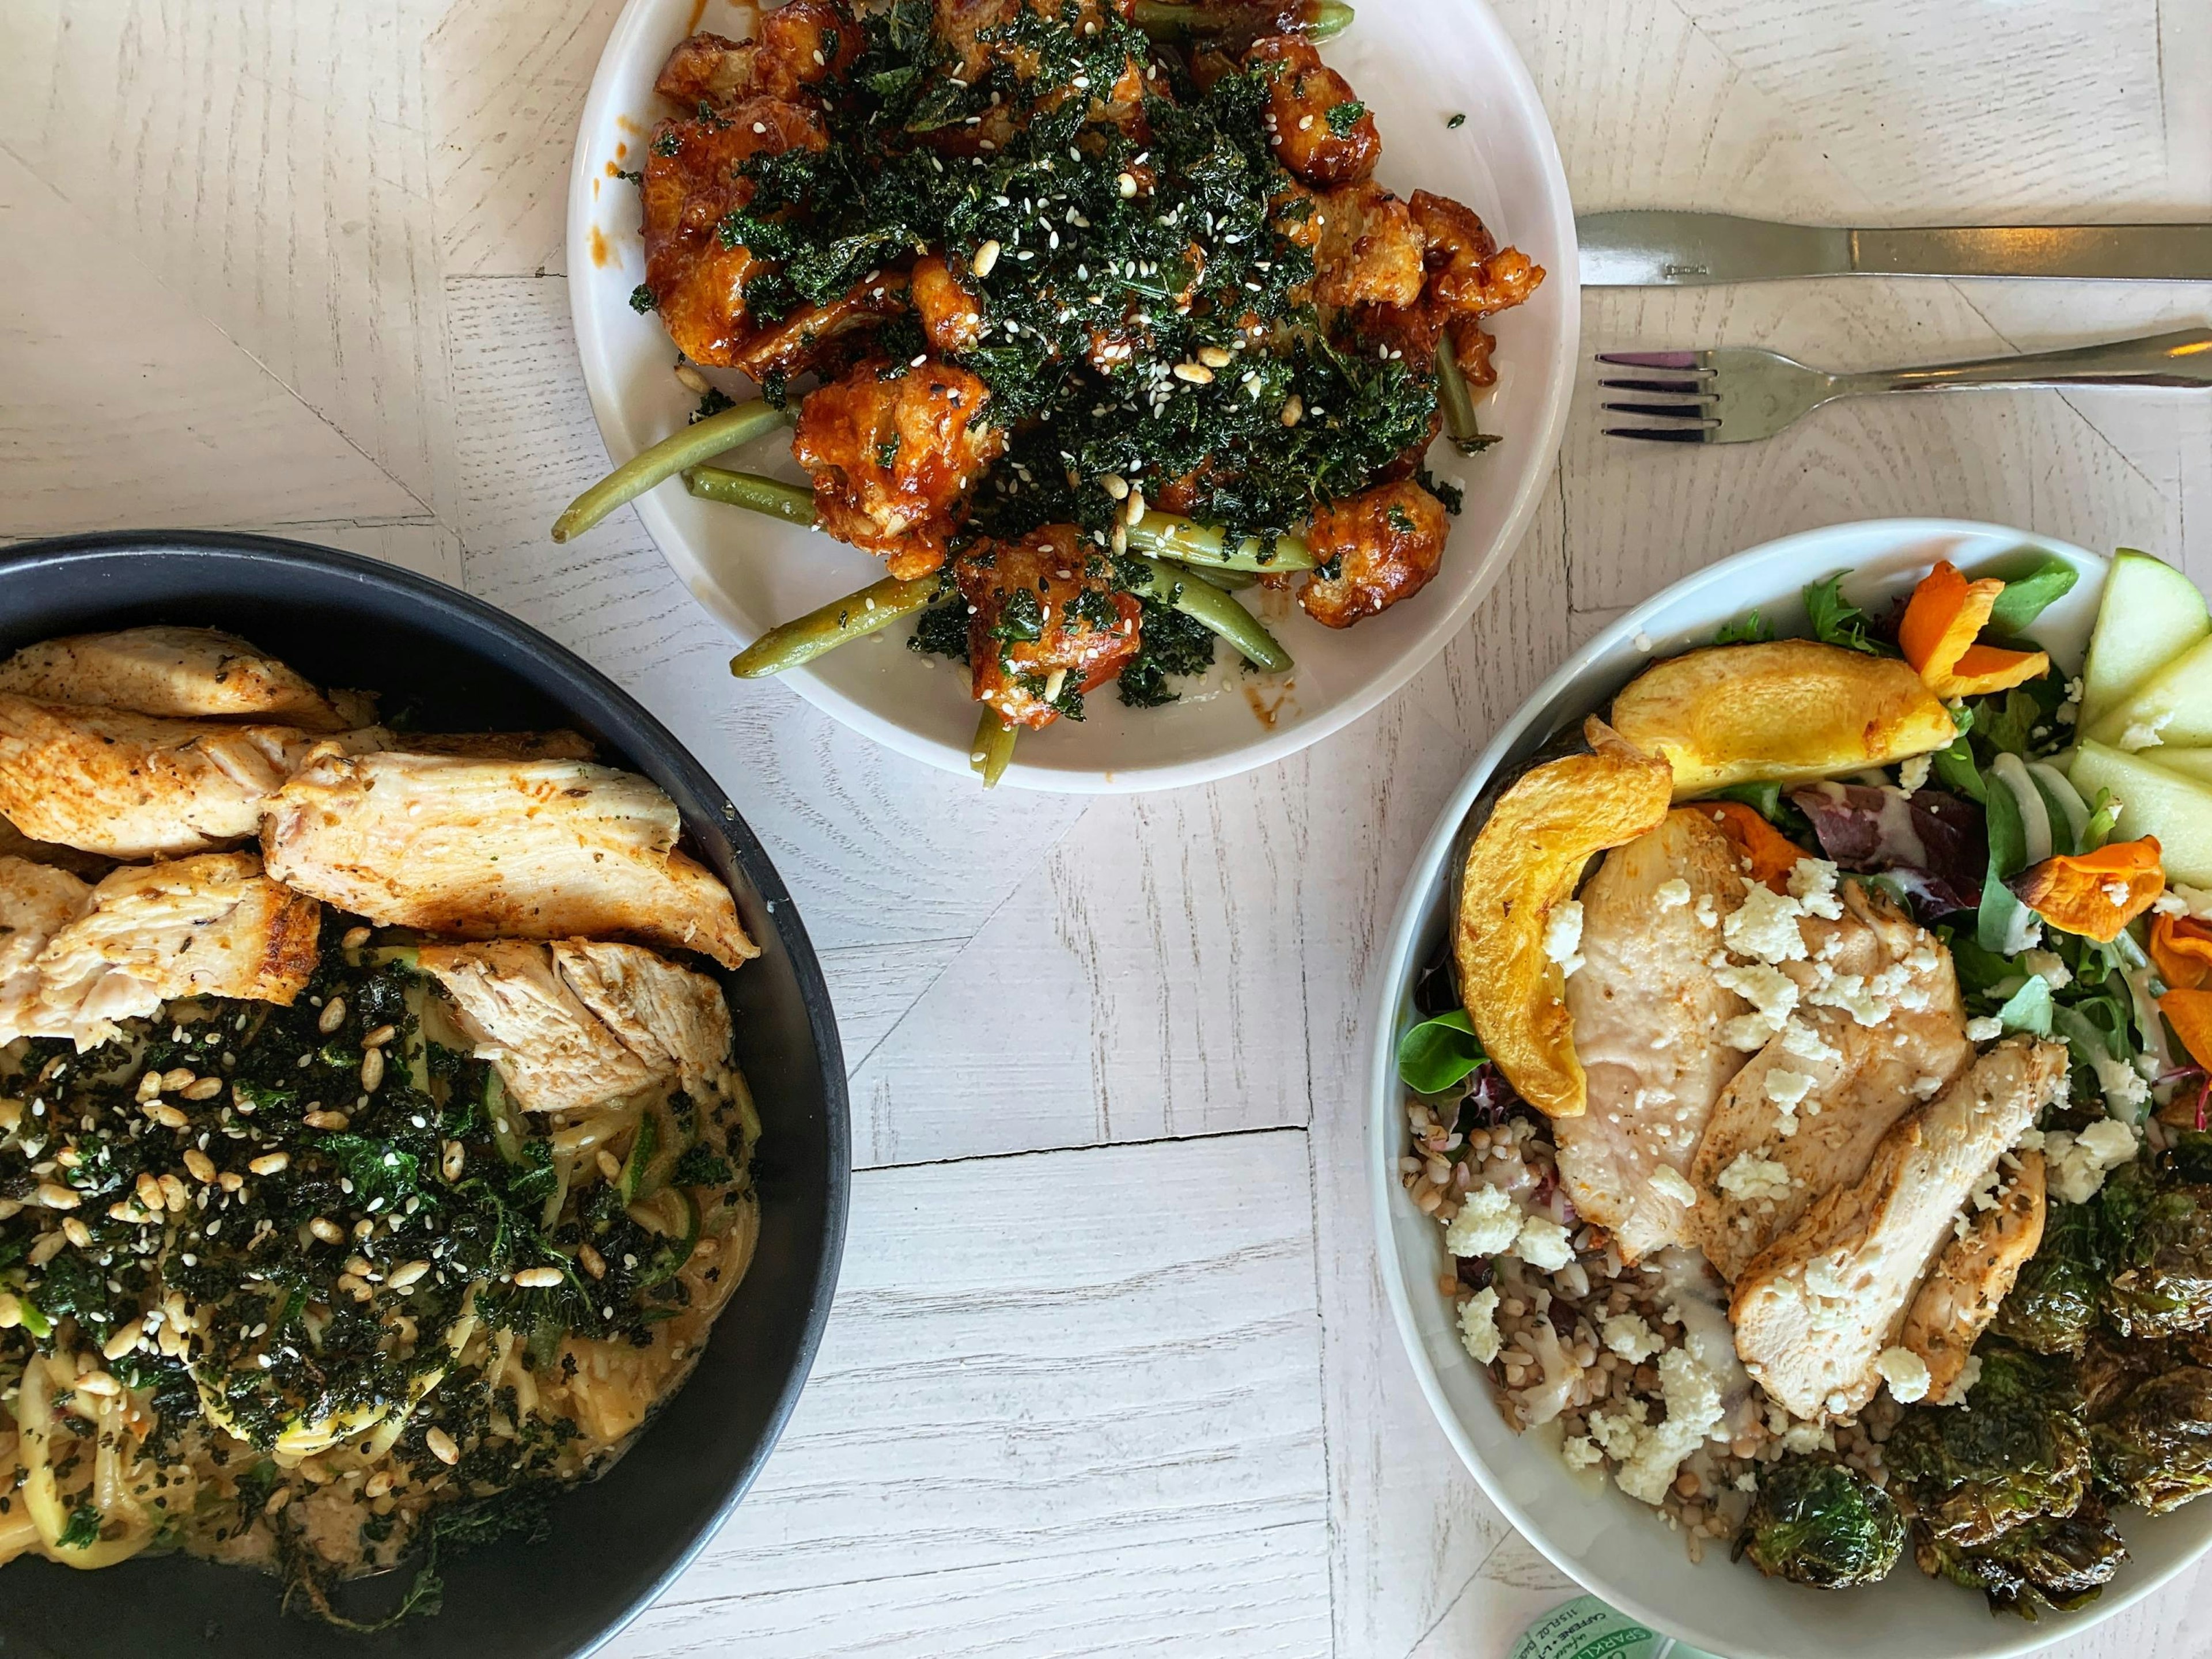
(1578, 210, 2212, 285)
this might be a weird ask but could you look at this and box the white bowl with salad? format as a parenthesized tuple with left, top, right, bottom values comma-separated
(1370, 518, 2212, 1659)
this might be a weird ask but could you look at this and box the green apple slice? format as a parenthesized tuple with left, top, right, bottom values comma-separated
(2144, 748, 2212, 786)
(2079, 550, 2209, 734)
(2087, 633, 2212, 751)
(2068, 739, 2212, 885)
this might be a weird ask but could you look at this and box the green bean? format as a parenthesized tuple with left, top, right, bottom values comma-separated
(970, 709, 1019, 788)
(1171, 562, 1260, 591)
(1127, 555, 1293, 674)
(1434, 338, 1499, 456)
(1132, 0, 1353, 40)
(728, 574, 945, 678)
(684, 467, 819, 524)
(1127, 512, 1316, 573)
(551, 400, 790, 542)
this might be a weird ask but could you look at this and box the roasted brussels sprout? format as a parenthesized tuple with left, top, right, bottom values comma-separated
(2100, 1163, 2212, 1338)
(2078, 1327, 2172, 1422)
(1885, 1343, 2089, 1548)
(1993, 1196, 2103, 1355)
(2089, 1364, 2212, 1513)
(1737, 1457, 1905, 1588)
(1915, 1497, 2128, 1618)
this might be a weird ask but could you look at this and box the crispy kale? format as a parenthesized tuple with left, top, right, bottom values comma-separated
(1916, 1497, 2127, 1618)
(1885, 1342, 2090, 1549)
(2089, 1364, 2212, 1513)
(1736, 1457, 1904, 1588)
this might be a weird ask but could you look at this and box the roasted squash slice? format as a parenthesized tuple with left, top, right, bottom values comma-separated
(1453, 719, 1672, 1118)
(1609, 639, 1956, 801)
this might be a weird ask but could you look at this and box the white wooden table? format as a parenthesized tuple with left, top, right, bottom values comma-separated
(5, 1, 2210, 1653)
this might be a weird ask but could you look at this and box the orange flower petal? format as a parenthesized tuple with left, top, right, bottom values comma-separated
(2010, 836, 2165, 942)
(2162, 986, 2212, 1074)
(1927, 642, 2052, 700)
(2152, 913, 2212, 994)
(1899, 561, 2002, 684)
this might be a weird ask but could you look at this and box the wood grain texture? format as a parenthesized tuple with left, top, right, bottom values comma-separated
(5, 0, 2211, 1652)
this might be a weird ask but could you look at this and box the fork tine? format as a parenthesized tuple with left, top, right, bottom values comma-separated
(1600, 401, 1718, 420)
(1604, 424, 1712, 444)
(1595, 376, 1714, 396)
(1593, 350, 1710, 371)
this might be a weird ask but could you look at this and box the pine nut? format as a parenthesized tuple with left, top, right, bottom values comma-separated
(1124, 488, 1145, 526)
(303, 1109, 350, 1131)
(160, 1067, 195, 1093)
(103, 1320, 147, 1361)
(182, 1077, 223, 1100)
(362, 1025, 396, 1048)
(594, 1149, 622, 1181)
(578, 1243, 606, 1280)
(136, 1172, 165, 1210)
(36, 1181, 80, 1210)
(74, 1371, 121, 1397)
(319, 998, 347, 1035)
(1197, 344, 1233, 368)
(1280, 394, 1303, 427)
(145, 1103, 188, 1129)
(1171, 361, 1213, 384)
(360, 1048, 385, 1092)
(442, 1141, 465, 1181)
(387, 1260, 430, 1289)
(365, 1469, 395, 1498)
(135, 1072, 164, 1103)
(341, 926, 373, 950)
(218, 1171, 244, 1192)
(1100, 473, 1128, 499)
(425, 1427, 460, 1466)
(1116, 171, 1138, 197)
(249, 1152, 290, 1176)
(971, 238, 1001, 278)
(61, 1217, 91, 1248)
(183, 1149, 217, 1184)
(309, 1217, 344, 1245)
(0, 1294, 19, 1330)
(673, 362, 712, 395)
(514, 1267, 564, 1289)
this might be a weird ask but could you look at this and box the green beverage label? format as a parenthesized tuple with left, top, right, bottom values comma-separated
(1508, 1595, 1725, 1659)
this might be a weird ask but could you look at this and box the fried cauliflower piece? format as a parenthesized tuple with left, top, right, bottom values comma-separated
(653, 1, 863, 108)
(956, 527, 1142, 729)
(1298, 480, 1449, 628)
(1246, 35, 1378, 187)
(1299, 181, 1425, 310)
(262, 751, 757, 969)
(639, 96, 829, 368)
(0, 627, 361, 732)
(911, 255, 986, 355)
(793, 360, 1006, 578)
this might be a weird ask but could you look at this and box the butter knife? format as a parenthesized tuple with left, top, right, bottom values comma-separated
(1579, 210, 2212, 286)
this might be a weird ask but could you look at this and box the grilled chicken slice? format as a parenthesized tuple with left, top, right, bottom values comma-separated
(0, 695, 385, 859)
(421, 940, 733, 1114)
(7, 853, 319, 1050)
(1691, 882, 1970, 1281)
(1902, 1150, 2047, 1404)
(1730, 1038, 2066, 1420)
(0, 627, 362, 732)
(1555, 808, 1753, 1260)
(0, 856, 93, 1041)
(263, 752, 756, 969)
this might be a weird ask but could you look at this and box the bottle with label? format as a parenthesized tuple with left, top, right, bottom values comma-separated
(1508, 1595, 1725, 1659)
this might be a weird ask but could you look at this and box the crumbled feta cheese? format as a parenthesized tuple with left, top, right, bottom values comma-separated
(1458, 1286, 1502, 1364)
(2120, 711, 2173, 751)
(1787, 858, 1846, 920)
(1603, 1312, 1665, 1363)
(2022, 949, 2073, 991)
(1808, 971, 1890, 1027)
(1654, 878, 1692, 911)
(2102, 879, 2134, 907)
(1965, 1014, 2003, 1043)
(1725, 884, 1810, 963)
(1543, 900, 1585, 978)
(1913, 1074, 1946, 1100)
(1693, 895, 1719, 929)
(1781, 1419, 1834, 1454)
(1717, 1149, 1791, 1202)
(2173, 883, 2212, 919)
(2090, 1052, 2152, 1115)
(1715, 963, 1801, 1048)
(1766, 1068, 1815, 1111)
(1587, 1397, 1648, 1463)
(1562, 1433, 1604, 1469)
(1896, 753, 1931, 795)
(1778, 1018, 1841, 1067)
(1943, 1353, 1983, 1406)
(1649, 1165, 1699, 1210)
(2044, 1118, 2138, 1205)
(1613, 1348, 1726, 1505)
(1876, 1354, 1929, 1407)
(1513, 1214, 1575, 1271)
(1445, 1184, 1521, 1257)
(2154, 892, 2190, 916)
(1734, 1469, 1759, 1493)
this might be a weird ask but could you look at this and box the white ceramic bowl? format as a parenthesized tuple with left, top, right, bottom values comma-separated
(1368, 520, 2212, 1659)
(566, 0, 1577, 791)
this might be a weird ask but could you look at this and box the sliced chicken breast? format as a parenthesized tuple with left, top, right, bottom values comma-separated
(11, 852, 320, 1049)
(1902, 1149, 2047, 1404)
(0, 695, 385, 859)
(264, 752, 756, 969)
(1691, 882, 1970, 1280)
(0, 855, 94, 1040)
(0, 627, 357, 731)
(1730, 1038, 2066, 1420)
(421, 940, 732, 1113)
(1556, 808, 1753, 1259)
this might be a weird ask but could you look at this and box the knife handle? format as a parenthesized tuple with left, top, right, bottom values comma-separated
(1843, 328, 2212, 395)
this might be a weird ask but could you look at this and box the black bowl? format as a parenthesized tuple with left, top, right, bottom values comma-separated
(0, 532, 849, 1658)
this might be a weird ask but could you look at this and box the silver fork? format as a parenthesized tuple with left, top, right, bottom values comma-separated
(1597, 326, 2212, 444)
